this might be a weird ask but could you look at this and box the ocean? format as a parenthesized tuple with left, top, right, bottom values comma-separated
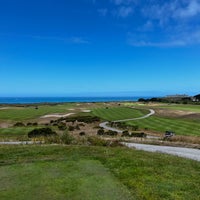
(0, 97, 149, 104)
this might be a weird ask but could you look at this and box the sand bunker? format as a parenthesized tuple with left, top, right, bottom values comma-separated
(68, 108, 75, 111)
(0, 107, 10, 110)
(40, 113, 75, 119)
(82, 110, 91, 113)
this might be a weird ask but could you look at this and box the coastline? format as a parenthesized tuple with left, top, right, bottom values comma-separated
(0, 96, 151, 105)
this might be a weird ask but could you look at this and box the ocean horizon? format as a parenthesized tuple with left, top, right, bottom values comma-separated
(0, 96, 153, 104)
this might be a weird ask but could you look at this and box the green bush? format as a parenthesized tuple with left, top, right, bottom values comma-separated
(121, 130, 129, 137)
(97, 128, 105, 136)
(87, 136, 109, 146)
(60, 131, 74, 144)
(28, 128, 56, 138)
(130, 132, 147, 138)
(105, 130, 118, 136)
(14, 122, 25, 127)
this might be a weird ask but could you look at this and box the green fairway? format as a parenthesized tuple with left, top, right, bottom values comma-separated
(127, 116, 200, 136)
(92, 107, 148, 121)
(1, 145, 200, 200)
(0, 104, 74, 121)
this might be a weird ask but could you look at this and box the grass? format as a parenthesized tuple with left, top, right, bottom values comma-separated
(126, 116, 200, 136)
(0, 104, 74, 121)
(158, 104, 200, 113)
(0, 145, 200, 200)
(92, 107, 148, 121)
(0, 127, 40, 140)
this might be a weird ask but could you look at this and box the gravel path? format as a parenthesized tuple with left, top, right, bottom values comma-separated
(123, 142, 200, 162)
(0, 141, 42, 145)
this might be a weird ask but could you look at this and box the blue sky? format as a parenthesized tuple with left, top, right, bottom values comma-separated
(0, 0, 200, 97)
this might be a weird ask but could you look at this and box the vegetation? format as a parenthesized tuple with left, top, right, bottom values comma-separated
(0, 145, 200, 200)
(93, 107, 148, 121)
(126, 116, 200, 136)
(28, 128, 57, 138)
(0, 104, 73, 121)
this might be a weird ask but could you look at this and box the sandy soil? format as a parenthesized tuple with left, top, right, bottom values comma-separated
(0, 107, 10, 110)
(82, 110, 91, 113)
(40, 113, 75, 119)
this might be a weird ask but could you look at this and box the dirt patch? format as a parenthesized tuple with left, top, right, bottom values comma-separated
(0, 122, 12, 128)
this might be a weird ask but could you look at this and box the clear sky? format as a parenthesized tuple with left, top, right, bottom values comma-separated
(0, 0, 200, 97)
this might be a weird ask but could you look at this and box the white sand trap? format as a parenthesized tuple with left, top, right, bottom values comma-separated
(40, 113, 75, 119)
(82, 110, 91, 113)
(68, 108, 75, 111)
(0, 107, 10, 110)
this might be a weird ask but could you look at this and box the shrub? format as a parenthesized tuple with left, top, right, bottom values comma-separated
(87, 136, 109, 146)
(121, 130, 130, 137)
(79, 131, 86, 136)
(106, 130, 118, 136)
(65, 116, 100, 123)
(60, 131, 74, 144)
(14, 122, 25, 127)
(28, 128, 56, 138)
(58, 122, 67, 130)
(130, 132, 147, 138)
(132, 125, 139, 131)
(97, 128, 105, 136)
(68, 126, 75, 131)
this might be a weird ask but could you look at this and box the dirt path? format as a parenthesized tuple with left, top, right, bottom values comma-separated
(123, 142, 200, 162)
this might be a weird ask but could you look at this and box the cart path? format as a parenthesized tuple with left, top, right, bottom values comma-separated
(123, 142, 200, 162)
(99, 109, 155, 133)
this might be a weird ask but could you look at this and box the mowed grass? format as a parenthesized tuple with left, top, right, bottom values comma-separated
(1, 145, 200, 200)
(127, 116, 200, 136)
(92, 107, 148, 121)
(0, 104, 74, 121)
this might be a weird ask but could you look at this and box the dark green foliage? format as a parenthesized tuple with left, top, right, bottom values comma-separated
(28, 128, 56, 138)
(68, 126, 75, 131)
(13, 122, 25, 127)
(130, 132, 147, 138)
(65, 116, 100, 123)
(58, 122, 67, 130)
(121, 130, 129, 137)
(79, 131, 86, 136)
(97, 128, 105, 136)
(131, 125, 139, 131)
(60, 131, 74, 144)
(105, 130, 118, 136)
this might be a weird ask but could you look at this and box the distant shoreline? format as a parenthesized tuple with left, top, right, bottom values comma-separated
(0, 96, 153, 105)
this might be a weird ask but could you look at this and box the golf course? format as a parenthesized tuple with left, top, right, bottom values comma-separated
(1, 101, 200, 199)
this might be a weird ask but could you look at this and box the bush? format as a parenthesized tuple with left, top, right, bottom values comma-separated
(65, 116, 100, 123)
(121, 130, 130, 137)
(130, 132, 147, 138)
(87, 136, 109, 146)
(28, 128, 56, 138)
(14, 122, 25, 127)
(97, 129, 105, 136)
(132, 125, 139, 131)
(58, 122, 67, 130)
(105, 130, 118, 136)
(60, 131, 74, 144)
(79, 131, 86, 136)
(68, 126, 75, 131)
